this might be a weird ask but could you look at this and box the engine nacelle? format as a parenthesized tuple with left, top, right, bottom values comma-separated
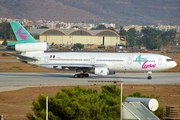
(15, 42, 47, 52)
(95, 67, 109, 76)
(89, 66, 109, 76)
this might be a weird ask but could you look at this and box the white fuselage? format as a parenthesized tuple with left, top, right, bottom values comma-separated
(24, 52, 177, 73)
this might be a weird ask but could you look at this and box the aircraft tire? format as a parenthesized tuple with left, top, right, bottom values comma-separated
(74, 74, 88, 78)
(79, 74, 83, 78)
(74, 74, 78, 78)
(84, 74, 89, 77)
(147, 76, 152, 80)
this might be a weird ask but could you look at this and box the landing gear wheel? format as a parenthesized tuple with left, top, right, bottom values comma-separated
(74, 73, 89, 78)
(147, 71, 152, 80)
(79, 74, 84, 78)
(74, 74, 78, 78)
(84, 74, 89, 77)
(147, 76, 152, 80)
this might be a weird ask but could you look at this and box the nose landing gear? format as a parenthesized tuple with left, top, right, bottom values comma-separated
(147, 71, 152, 80)
(147, 76, 152, 79)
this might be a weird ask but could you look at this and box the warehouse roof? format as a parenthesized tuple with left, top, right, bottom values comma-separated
(28, 29, 47, 35)
(28, 28, 119, 36)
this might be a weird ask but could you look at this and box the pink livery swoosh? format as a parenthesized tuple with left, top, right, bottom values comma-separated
(16, 27, 28, 39)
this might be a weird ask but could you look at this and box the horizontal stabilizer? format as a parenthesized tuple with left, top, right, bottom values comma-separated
(7, 52, 38, 61)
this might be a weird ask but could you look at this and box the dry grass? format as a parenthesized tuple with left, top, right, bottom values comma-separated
(0, 85, 179, 120)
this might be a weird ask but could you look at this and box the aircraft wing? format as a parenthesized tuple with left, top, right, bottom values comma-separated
(50, 64, 94, 70)
(7, 52, 38, 61)
(49, 64, 107, 70)
(62, 65, 89, 71)
(60, 64, 107, 68)
(61, 64, 93, 68)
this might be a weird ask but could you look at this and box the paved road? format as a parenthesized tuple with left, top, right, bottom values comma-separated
(0, 72, 179, 92)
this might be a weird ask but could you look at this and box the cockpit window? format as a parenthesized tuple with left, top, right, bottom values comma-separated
(166, 59, 174, 62)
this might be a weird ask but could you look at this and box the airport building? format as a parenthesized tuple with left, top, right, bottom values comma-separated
(28, 29, 126, 46)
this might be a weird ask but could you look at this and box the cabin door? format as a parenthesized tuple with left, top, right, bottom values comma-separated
(126, 57, 132, 70)
(127, 57, 132, 65)
(158, 58, 162, 65)
(91, 57, 95, 64)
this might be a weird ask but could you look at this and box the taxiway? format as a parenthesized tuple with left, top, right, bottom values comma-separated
(0, 72, 179, 92)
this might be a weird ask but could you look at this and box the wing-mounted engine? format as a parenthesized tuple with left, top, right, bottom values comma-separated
(95, 67, 109, 76)
(89, 66, 116, 76)
(7, 42, 48, 53)
(89, 66, 109, 76)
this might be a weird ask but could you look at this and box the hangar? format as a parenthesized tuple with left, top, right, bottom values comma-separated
(28, 29, 126, 46)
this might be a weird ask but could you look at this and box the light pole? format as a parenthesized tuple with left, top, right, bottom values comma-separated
(120, 80, 123, 120)
(46, 96, 48, 120)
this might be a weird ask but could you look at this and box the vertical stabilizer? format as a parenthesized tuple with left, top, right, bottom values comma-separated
(7, 22, 37, 46)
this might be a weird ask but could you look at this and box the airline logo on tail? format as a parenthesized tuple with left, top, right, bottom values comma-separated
(16, 27, 28, 40)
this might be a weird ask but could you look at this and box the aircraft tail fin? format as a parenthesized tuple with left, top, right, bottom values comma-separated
(7, 22, 37, 46)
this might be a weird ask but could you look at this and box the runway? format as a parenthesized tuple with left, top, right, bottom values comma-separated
(0, 72, 179, 92)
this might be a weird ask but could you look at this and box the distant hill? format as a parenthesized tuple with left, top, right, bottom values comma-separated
(0, 0, 180, 25)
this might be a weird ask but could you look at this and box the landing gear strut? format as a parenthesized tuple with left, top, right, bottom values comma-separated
(147, 71, 152, 80)
(74, 73, 89, 78)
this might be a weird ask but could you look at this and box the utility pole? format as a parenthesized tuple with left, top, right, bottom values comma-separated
(120, 80, 123, 120)
(46, 96, 48, 120)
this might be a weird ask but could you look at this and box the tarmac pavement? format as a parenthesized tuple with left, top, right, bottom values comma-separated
(0, 72, 179, 92)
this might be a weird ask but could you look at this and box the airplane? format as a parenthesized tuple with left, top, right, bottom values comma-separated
(6, 22, 177, 79)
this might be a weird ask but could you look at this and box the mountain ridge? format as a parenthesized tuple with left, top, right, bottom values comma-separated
(0, 0, 180, 25)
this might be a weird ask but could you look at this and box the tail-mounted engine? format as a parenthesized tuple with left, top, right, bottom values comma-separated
(6, 42, 48, 52)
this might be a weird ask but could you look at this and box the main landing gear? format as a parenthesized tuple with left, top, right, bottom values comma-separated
(147, 71, 152, 80)
(74, 73, 89, 78)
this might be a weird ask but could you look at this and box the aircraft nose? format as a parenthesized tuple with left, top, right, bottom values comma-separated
(173, 61, 177, 67)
